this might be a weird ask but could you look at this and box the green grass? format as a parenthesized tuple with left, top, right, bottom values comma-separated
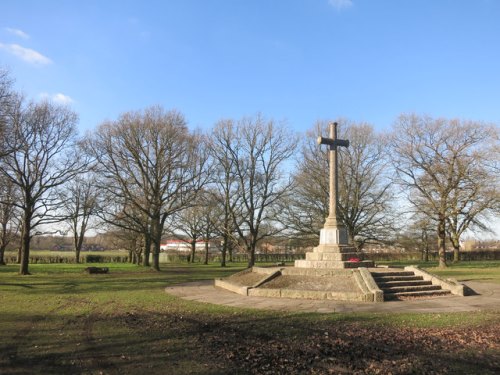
(0, 261, 499, 374)
(377, 259, 500, 284)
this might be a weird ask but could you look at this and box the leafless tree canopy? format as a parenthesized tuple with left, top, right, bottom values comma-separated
(391, 114, 499, 267)
(209, 115, 297, 267)
(59, 174, 100, 263)
(86, 106, 209, 270)
(1, 69, 499, 272)
(0, 98, 83, 274)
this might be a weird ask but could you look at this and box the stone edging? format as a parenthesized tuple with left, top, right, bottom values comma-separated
(405, 265, 465, 296)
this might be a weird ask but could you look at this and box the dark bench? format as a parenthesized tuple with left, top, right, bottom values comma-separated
(84, 267, 109, 274)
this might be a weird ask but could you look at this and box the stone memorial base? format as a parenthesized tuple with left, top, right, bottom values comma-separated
(215, 266, 383, 302)
(295, 226, 374, 269)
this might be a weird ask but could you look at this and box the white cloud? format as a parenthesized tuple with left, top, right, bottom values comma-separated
(40, 92, 74, 105)
(328, 0, 353, 10)
(52, 93, 74, 105)
(0, 43, 52, 65)
(5, 27, 30, 39)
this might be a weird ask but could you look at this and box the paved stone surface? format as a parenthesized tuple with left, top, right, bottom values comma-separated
(165, 280, 500, 313)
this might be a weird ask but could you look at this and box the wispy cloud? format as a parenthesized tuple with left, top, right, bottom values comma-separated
(40, 92, 74, 105)
(0, 43, 52, 65)
(328, 0, 353, 10)
(5, 27, 30, 39)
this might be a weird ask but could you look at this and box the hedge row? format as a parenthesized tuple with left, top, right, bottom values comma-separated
(3, 254, 129, 264)
(2, 249, 498, 265)
(367, 250, 500, 262)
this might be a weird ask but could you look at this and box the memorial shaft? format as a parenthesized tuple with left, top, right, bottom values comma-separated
(328, 122, 339, 227)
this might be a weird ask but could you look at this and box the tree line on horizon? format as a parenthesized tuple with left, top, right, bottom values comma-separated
(0, 69, 499, 274)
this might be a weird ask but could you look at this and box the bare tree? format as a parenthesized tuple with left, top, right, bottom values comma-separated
(407, 213, 437, 262)
(172, 189, 220, 264)
(445, 129, 499, 262)
(200, 190, 222, 265)
(390, 114, 498, 268)
(87, 106, 209, 271)
(282, 120, 396, 250)
(0, 68, 15, 157)
(0, 98, 84, 274)
(172, 204, 206, 263)
(212, 115, 296, 267)
(59, 174, 99, 263)
(0, 178, 19, 265)
(208, 121, 241, 266)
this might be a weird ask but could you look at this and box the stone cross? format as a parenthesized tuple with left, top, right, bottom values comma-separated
(317, 122, 349, 229)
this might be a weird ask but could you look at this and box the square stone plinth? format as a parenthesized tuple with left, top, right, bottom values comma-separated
(319, 226, 349, 245)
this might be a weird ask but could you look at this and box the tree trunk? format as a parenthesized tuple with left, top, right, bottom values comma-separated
(421, 230, 429, 262)
(221, 235, 227, 267)
(0, 221, 8, 265)
(452, 243, 460, 263)
(437, 215, 447, 268)
(19, 214, 31, 275)
(449, 233, 460, 263)
(152, 250, 160, 270)
(74, 232, 84, 264)
(190, 240, 196, 264)
(0, 244, 6, 265)
(151, 232, 161, 271)
(142, 234, 151, 267)
(247, 238, 256, 268)
(16, 227, 23, 264)
(204, 241, 209, 265)
(247, 248, 255, 268)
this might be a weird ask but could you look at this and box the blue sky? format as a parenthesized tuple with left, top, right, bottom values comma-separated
(1, 0, 499, 135)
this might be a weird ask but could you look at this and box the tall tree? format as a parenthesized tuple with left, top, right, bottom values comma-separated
(0, 178, 19, 265)
(199, 190, 222, 265)
(0, 98, 84, 274)
(445, 130, 499, 262)
(390, 114, 498, 268)
(59, 174, 99, 263)
(209, 121, 240, 266)
(282, 120, 395, 249)
(172, 204, 206, 264)
(87, 106, 208, 271)
(212, 115, 296, 267)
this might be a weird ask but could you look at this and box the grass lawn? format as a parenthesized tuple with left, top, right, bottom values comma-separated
(0, 261, 499, 374)
(377, 259, 500, 284)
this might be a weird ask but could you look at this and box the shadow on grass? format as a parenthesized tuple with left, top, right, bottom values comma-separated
(0, 263, 246, 297)
(1, 307, 498, 375)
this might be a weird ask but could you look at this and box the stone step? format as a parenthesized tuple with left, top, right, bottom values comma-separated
(381, 284, 442, 293)
(373, 275, 424, 282)
(372, 271, 415, 279)
(377, 280, 433, 288)
(294, 259, 375, 269)
(384, 289, 452, 301)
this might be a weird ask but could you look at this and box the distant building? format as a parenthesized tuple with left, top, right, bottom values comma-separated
(159, 239, 214, 252)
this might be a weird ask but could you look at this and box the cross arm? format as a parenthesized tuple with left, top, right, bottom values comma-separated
(317, 137, 349, 148)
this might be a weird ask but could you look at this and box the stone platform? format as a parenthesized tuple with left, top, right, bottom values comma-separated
(215, 266, 383, 302)
(215, 265, 467, 303)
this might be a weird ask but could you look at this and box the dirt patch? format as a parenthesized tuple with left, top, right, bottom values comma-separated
(202, 316, 500, 374)
(117, 309, 500, 374)
(260, 275, 359, 292)
(227, 272, 268, 286)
